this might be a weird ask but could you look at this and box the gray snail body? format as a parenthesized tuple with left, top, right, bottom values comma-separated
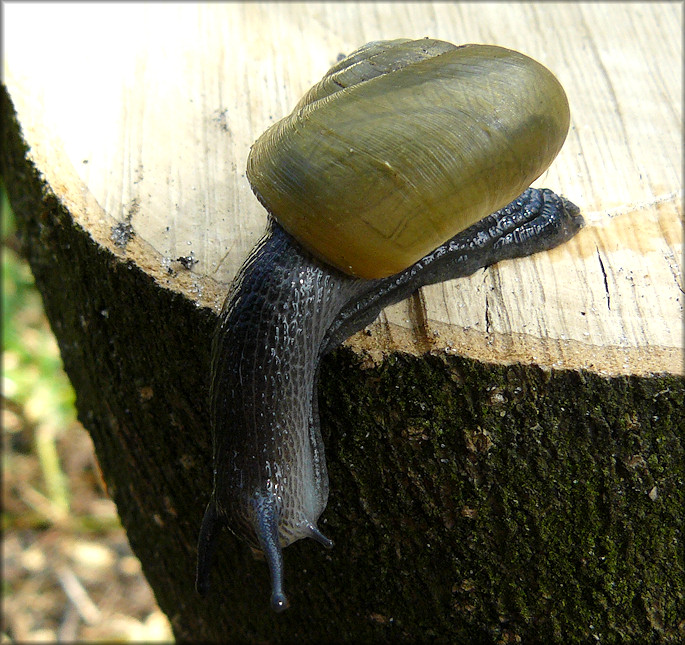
(196, 38, 583, 612)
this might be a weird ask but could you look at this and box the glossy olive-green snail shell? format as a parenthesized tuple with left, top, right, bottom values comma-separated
(246, 38, 570, 279)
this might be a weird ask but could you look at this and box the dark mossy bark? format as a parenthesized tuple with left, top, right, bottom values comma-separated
(3, 85, 684, 643)
(319, 351, 684, 643)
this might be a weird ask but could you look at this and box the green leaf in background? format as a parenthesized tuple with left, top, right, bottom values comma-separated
(2, 183, 75, 516)
(1, 182, 173, 640)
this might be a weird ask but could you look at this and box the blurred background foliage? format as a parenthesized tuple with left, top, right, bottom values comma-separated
(2, 183, 173, 642)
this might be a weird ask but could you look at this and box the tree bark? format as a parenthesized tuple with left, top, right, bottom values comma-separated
(2, 3, 683, 642)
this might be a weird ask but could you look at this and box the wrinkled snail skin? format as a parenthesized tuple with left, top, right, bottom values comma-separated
(196, 188, 583, 611)
(196, 38, 582, 612)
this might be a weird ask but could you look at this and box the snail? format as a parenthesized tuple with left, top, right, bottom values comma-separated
(196, 38, 583, 612)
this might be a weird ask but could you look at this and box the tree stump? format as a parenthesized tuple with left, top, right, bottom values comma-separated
(2, 3, 682, 642)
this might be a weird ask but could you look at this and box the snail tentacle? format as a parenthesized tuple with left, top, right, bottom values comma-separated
(306, 521, 334, 548)
(252, 491, 289, 612)
(195, 498, 219, 597)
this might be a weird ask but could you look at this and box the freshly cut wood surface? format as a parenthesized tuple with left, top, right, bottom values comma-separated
(3, 2, 682, 376)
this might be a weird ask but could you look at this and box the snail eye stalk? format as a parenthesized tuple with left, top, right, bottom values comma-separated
(252, 492, 289, 612)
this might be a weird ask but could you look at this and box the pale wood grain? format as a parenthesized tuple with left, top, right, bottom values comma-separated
(4, 2, 682, 376)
